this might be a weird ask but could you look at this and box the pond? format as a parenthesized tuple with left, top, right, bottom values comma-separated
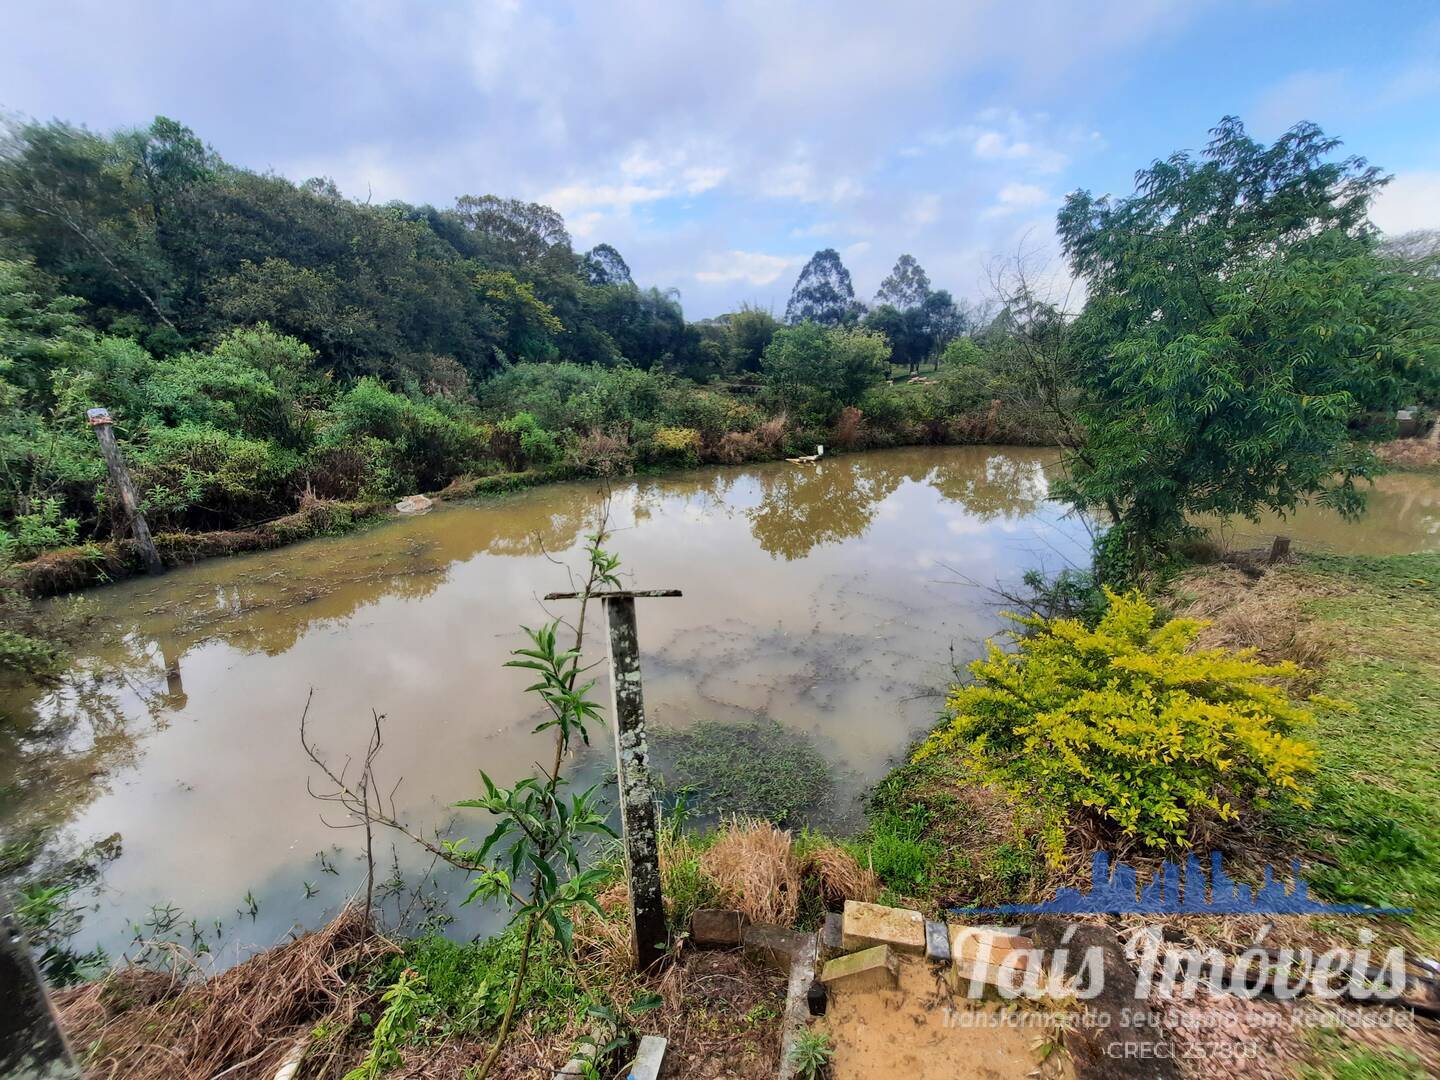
(2, 446, 1437, 965)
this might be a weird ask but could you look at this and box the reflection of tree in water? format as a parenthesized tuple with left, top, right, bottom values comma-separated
(928, 453, 1048, 521)
(745, 451, 1050, 560)
(0, 639, 173, 866)
(1374, 473, 1440, 543)
(483, 502, 593, 557)
(746, 461, 910, 560)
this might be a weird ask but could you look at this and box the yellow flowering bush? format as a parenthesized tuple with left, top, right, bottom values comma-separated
(647, 425, 702, 467)
(916, 589, 1318, 859)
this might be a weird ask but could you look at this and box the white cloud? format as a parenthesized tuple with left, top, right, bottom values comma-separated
(983, 182, 1053, 218)
(695, 250, 796, 286)
(757, 156, 864, 204)
(906, 193, 942, 227)
(907, 109, 1090, 174)
(542, 181, 671, 214)
(1370, 172, 1440, 235)
(973, 130, 1035, 162)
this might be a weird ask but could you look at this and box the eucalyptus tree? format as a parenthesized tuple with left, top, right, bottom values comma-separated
(582, 242, 633, 286)
(785, 248, 861, 326)
(874, 253, 931, 310)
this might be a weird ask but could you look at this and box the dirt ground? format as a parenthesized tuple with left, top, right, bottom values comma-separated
(818, 955, 1070, 1080)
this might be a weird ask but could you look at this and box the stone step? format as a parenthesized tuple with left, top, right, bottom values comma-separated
(627, 1035, 666, 1080)
(820, 943, 900, 992)
(841, 899, 926, 955)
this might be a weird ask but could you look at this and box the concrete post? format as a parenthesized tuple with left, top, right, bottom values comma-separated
(602, 595, 670, 969)
(87, 408, 163, 576)
(0, 906, 80, 1079)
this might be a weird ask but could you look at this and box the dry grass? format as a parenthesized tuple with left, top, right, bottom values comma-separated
(700, 819, 801, 926)
(1172, 561, 1337, 675)
(798, 844, 880, 909)
(1375, 434, 1440, 470)
(56, 905, 394, 1080)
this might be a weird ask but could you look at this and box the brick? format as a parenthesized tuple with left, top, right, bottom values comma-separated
(949, 924, 1033, 964)
(841, 900, 925, 955)
(820, 944, 899, 992)
(818, 912, 845, 960)
(690, 908, 749, 949)
(949, 957, 1020, 994)
(742, 924, 812, 973)
(924, 920, 951, 963)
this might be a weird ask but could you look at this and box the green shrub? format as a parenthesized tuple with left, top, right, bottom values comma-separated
(495, 411, 561, 469)
(761, 322, 889, 426)
(133, 423, 302, 528)
(0, 497, 79, 560)
(916, 589, 1319, 858)
(320, 377, 488, 493)
(643, 425, 701, 468)
(788, 1029, 833, 1080)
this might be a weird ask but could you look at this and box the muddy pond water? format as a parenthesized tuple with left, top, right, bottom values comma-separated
(3, 447, 1438, 965)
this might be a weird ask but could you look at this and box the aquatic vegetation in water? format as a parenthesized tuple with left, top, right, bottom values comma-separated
(651, 718, 832, 824)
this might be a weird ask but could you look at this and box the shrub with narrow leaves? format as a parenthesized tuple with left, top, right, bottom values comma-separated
(916, 589, 1318, 857)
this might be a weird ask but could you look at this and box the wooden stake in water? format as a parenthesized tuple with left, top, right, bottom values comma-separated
(546, 588, 680, 969)
(88, 408, 164, 576)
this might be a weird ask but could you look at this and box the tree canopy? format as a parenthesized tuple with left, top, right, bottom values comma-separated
(1055, 116, 1440, 574)
(785, 248, 860, 326)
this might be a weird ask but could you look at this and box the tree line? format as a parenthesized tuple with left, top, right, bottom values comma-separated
(0, 111, 1436, 635)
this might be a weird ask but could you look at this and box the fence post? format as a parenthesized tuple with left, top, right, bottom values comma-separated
(547, 588, 680, 969)
(0, 905, 81, 1078)
(601, 594, 671, 969)
(88, 408, 163, 576)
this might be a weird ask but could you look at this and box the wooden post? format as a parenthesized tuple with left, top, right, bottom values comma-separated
(87, 408, 163, 576)
(1268, 535, 1291, 564)
(546, 588, 679, 969)
(0, 905, 80, 1078)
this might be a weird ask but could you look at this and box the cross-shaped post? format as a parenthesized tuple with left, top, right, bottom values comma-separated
(546, 588, 680, 969)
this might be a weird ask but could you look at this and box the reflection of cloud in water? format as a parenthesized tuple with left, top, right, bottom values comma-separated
(26, 446, 1431, 965)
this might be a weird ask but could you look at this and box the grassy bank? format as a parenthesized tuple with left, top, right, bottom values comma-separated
(51, 818, 882, 1079)
(1177, 551, 1440, 947)
(5, 462, 602, 598)
(851, 551, 1440, 946)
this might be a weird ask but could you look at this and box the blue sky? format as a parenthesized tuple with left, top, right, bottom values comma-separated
(3, 0, 1438, 319)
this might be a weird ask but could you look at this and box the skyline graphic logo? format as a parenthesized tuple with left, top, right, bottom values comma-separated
(948, 850, 1411, 917)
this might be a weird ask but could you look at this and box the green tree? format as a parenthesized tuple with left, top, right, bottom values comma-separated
(1054, 117, 1438, 576)
(874, 253, 930, 310)
(581, 243, 632, 287)
(785, 249, 861, 326)
(761, 322, 888, 424)
(726, 304, 780, 373)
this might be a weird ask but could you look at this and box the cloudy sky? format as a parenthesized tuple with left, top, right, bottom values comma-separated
(4, 0, 1438, 318)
